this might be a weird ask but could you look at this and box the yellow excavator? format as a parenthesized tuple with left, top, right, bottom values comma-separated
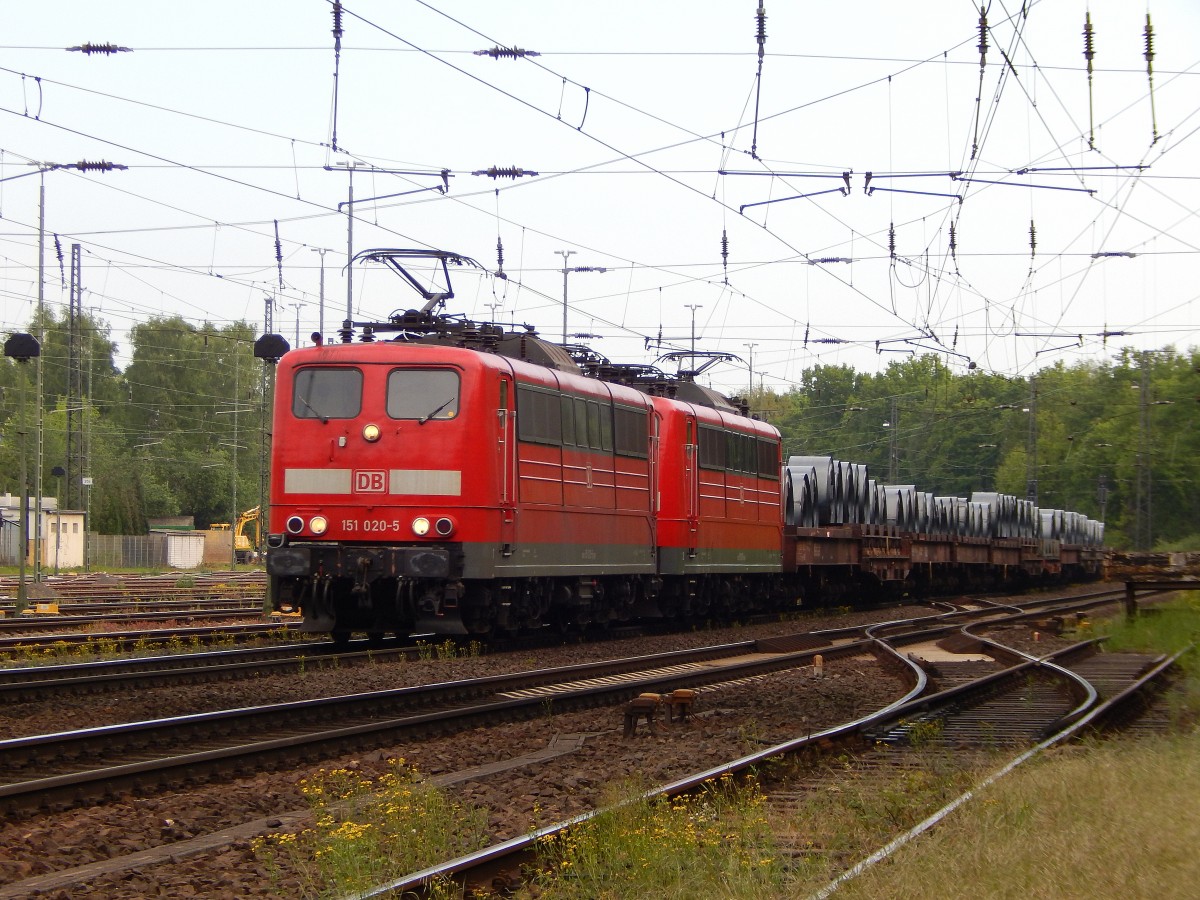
(210, 506, 262, 563)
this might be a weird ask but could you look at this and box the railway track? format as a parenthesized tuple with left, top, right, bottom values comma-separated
(0, 588, 1180, 898)
(0, 604, 268, 637)
(0, 639, 858, 817)
(0, 586, 1122, 689)
(0, 571, 265, 603)
(0, 621, 300, 659)
(0, 589, 1129, 819)
(0, 629, 653, 700)
(0, 638, 347, 700)
(0, 597, 263, 618)
(365, 603, 1183, 898)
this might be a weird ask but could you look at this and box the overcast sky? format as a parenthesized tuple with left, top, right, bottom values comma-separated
(2, 0, 1198, 395)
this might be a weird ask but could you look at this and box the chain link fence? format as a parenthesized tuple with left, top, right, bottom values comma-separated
(87, 533, 171, 569)
(1, 530, 228, 570)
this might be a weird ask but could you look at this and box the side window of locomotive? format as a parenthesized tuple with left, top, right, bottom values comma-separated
(724, 432, 744, 473)
(613, 404, 648, 458)
(587, 401, 605, 449)
(386, 370, 460, 420)
(560, 395, 575, 446)
(757, 437, 780, 480)
(292, 367, 363, 419)
(730, 432, 753, 473)
(698, 425, 726, 470)
(573, 398, 589, 447)
(516, 385, 563, 445)
(597, 401, 613, 451)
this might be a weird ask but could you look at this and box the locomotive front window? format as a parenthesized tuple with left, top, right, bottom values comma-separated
(387, 369, 461, 420)
(292, 367, 362, 419)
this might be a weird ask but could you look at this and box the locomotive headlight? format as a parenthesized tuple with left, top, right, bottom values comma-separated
(309, 516, 328, 535)
(435, 516, 455, 537)
(286, 516, 304, 534)
(362, 423, 381, 442)
(411, 516, 431, 536)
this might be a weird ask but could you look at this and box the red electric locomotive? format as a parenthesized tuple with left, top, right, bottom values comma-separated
(266, 330, 671, 638)
(266, 250, 686, 638)
(261, 248, 1105, 641)
(650, 391, 783, 617)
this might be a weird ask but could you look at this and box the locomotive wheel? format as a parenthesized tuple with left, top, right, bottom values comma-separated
(331, 630, 351, 647)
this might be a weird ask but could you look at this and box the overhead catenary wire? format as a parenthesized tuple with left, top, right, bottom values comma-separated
(0, 0, 1195, 388)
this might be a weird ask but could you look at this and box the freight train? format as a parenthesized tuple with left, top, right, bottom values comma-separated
(260, 249, 1105, 641)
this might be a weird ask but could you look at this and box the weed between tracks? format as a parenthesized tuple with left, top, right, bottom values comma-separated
(0, 625, 298, 666)
(527, 772, 780, 899)
(252, 753, 983, 899)
(254, 759, 490, 897)
(414, 639, 485, 662)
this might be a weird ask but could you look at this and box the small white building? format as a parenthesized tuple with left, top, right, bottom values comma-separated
(153, 530, 206, 569)
(0, 494, 86, 569)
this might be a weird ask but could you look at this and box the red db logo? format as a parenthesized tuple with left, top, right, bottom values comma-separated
(354, 470, 386, 493)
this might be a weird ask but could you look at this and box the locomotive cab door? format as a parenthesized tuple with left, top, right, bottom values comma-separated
(497, 375, 517, 554)
(684, 416, 699, 538)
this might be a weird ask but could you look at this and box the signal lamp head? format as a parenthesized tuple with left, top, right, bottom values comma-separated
(309, 516, 328, 535)
(411, 516, 431, 536)
(362, 423, 381, 442)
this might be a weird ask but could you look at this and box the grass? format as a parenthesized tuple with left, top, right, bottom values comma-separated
(1094, 593, 1200, 660)
(1091, 593, 1200, 730)
(834, 732, 1200, 899)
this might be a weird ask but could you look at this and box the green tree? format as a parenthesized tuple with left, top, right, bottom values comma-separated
(759, 346, 1200, 549)
(110, 317, 267, 530)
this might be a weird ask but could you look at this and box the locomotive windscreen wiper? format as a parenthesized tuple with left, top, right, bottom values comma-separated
(296, 393, 328, 424)
(418, 397, 454, 425)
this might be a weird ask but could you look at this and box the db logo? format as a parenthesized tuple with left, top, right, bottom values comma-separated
(354, 470, 387, 493)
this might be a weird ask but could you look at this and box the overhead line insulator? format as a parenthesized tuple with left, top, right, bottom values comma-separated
(971, 4, 989, 160)
(472, 166, 540, 179)
(474, 46, 541, 59)
(66, 43, 131, 55)
(750, 4, 768, 160)
(71, 160, 127, 172)
(1083, 12, 1097, 150)
(1143, 14, 1159, 144)
(977, 5, 989, 66)
(274, 220, 284, 290)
